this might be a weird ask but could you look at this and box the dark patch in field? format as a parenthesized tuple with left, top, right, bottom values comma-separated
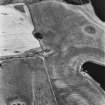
(1, 12, 8, 15)
(14, 5, 25, 13)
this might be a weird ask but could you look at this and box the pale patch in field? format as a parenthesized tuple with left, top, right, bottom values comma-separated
(0, 5, 40, 56)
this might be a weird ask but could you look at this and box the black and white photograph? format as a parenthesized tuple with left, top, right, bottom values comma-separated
(0, 0, 105, 105)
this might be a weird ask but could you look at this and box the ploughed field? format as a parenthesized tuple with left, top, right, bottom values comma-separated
(0, 1, 105, 105)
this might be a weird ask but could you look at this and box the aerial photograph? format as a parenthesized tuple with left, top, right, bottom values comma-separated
(0, 0, 105, 105)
